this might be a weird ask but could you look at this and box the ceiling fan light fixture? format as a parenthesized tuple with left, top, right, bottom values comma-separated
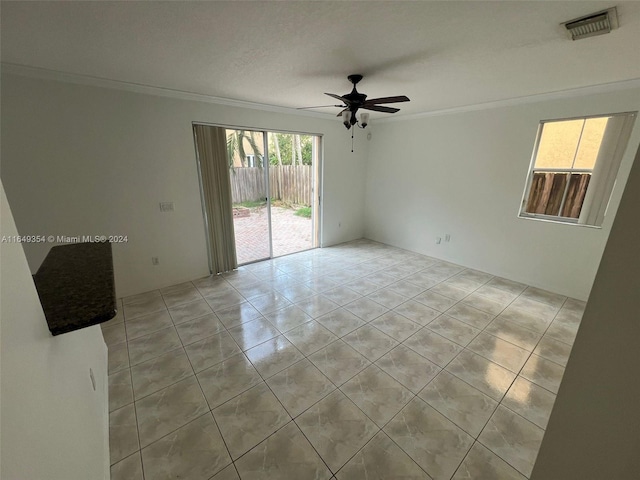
(562, 7, 618, 40)
(342, 110, 352, 129)
(360, 112, 370, 128)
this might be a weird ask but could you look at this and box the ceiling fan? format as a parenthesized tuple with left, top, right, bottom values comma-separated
(300, 74, 410, 129)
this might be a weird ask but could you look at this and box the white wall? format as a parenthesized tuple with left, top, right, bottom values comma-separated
(0, 181, 109, 480)
(0, 72, 368, 298)
(365, 89, 640, 300)
(530, 143, 640, 479)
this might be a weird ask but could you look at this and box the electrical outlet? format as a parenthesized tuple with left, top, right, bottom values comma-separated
(152, 257, 159, 265)
(436, 237, 442, 244)
(160, 202, 174, 212)
(445, 234, 451, 242)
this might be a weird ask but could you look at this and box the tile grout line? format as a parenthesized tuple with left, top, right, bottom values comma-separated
(229, 294, 401, 477)
(443, 286, 571, 478)
(110, 241, 579, 480)
(129, 283, 238, 476)
(199, 276, 338, 475)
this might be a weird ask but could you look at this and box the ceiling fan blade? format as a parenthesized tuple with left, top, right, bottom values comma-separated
(325, 92, 351, 104)
(361, 105, 400, 114)
(363, 95, 410, 105)
(297, 104, 344, 110)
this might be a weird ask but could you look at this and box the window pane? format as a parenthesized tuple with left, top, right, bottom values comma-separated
(561, 173, 591, 218)
(525, 172, 569, 216)
(573, 117, 608, 169)
(521, 112, 635, 225)
(535, 119, 584, 169)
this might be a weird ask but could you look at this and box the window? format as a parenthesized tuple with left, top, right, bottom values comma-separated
(244, 154, 266, 168)
(519, 112, 636, 226)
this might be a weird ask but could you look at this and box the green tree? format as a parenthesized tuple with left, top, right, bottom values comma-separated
(270, 132, 283, 166)
(268, 133, 313, 165)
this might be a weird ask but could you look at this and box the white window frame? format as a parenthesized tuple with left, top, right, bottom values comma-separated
(519, 111, 636, 227)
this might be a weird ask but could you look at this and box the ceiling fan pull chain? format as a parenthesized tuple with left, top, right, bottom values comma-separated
(351, 129, 354, 153)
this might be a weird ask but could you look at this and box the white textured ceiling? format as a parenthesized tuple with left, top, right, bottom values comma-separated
(2, 1, 640, 118)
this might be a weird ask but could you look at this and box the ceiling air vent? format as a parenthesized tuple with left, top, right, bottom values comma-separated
(562, 7, 619, 40)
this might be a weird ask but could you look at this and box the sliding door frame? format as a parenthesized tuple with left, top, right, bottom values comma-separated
(263, 132, 274, 260)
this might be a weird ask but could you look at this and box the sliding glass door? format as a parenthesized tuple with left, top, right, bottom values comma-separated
(225, 128, 320, 265)
(226, 129, 270, 264)
(268, 132, 318, 258)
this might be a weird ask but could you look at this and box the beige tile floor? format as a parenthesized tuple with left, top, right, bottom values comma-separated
(104, 239, 583, 480)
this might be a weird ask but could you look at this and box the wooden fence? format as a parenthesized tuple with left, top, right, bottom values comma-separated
(229, 165, 312, 205)
(525, 172, 591, 218)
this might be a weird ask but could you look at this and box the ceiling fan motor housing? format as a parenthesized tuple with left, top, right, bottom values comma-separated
(346, 74, 367, 109)
(345, 75, 366, 126)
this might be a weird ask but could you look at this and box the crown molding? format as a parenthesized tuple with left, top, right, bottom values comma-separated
(0, 63, 334, 120)
(3, 62, 639, 123)
(377, 77, 640, 123)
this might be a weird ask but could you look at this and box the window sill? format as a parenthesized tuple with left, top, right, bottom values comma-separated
(517, 214, 602, 229)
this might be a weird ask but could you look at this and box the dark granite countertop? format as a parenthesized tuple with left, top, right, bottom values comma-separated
(33, 242, 116, 336)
